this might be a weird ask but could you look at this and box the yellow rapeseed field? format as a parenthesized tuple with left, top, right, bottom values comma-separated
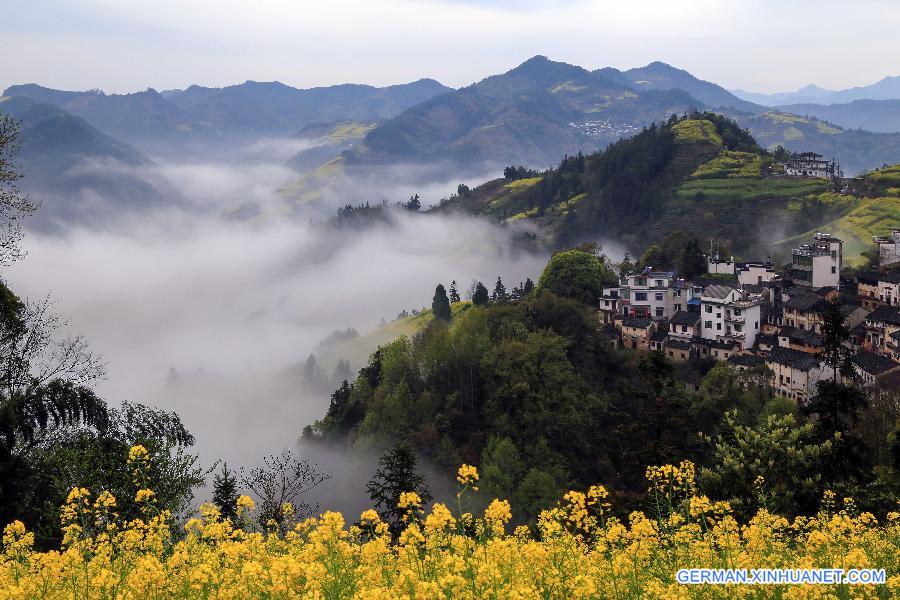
(0, 449, 897, 598)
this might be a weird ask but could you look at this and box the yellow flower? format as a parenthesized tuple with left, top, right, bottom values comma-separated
(128, 445, 149, 462)
(397, 491, 422, 510)
(236, 495, 255, 514)
(456, 464, 479, 487)
(135, 489, 155, 503)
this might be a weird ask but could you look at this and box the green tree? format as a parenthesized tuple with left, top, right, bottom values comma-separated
(472, 282, 489, 306)
(537, 249, 612, 305)
(212, 463, 240, 522)
(700, 411, 835, 518)
(366, 443, 431, 536)
(820, 297, 853, 381)
(448, 280, 461, 304)
(491, 276, 508, 304)
(679, 239, 707, 279)
(432, 284, 452, 322)
(480, 436, 524, 501)
(0, 115, 37, 263)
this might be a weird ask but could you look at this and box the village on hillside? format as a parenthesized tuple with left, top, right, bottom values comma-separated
(600, 227, 900, 401)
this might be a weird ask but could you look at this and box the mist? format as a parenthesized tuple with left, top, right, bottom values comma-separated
(6, 147, 549, 512)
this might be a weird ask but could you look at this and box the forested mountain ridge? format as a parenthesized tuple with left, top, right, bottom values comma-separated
(347, 56, 704, 168)
(435, 112, 853, 261)
(2, 79, 452, 156)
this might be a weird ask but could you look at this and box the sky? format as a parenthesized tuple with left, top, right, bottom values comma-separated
(2, 0, 899, 95)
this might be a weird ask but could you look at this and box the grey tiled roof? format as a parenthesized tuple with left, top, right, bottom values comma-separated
(767, 346, 822, 371)
(852, 351, 899, 376)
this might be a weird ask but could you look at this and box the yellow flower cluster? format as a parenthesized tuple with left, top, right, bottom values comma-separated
(456, 464, 479, 489)
(0, 462, 897, 599)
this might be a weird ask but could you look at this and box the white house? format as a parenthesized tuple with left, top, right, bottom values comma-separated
(786, 232, 842, 289)
(783, 152, 830, 178)
(699, 284, 764, 350)
(736, 261, 777, 286)
(874, 229, 900, 267)
(606, 269, 693, 321)
(766, 346, 830, 402)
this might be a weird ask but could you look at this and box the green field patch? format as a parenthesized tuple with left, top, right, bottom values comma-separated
(783, 126, 804, 141)
(550, 81, 587, 93)
(677, 176, 828, 201)
(503, 177, 542, 191)
(672, 119, 723, 145)
(691, 151, 765, 179)
(766, 112, 811, 125)
(815, 122, 841, 135)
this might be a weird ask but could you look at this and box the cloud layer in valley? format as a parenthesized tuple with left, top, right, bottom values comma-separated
(6, 154, 549, 510)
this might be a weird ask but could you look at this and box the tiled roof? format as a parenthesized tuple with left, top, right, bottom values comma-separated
(756, 334, 778, 346)
(767, 346, 823, 371)
(702, 284, 736, 300)
(708, 339, 737, 350)
(667, 339, 693, 350)
(867, 305, 900, 326)
(622, 317, 653, 329)
(856, 271, 882, 285)
(852, 351, 900, 376)
(728, 354, 767, 368)
(650, 330, 668, 343)
(670, 311, 700, 326)
(783, 293, 826, 312)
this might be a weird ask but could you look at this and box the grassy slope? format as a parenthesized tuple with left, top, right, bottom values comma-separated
(773, 165, 900, 266)
(317, 302, 473, 369)
(437, 119, 863, 258)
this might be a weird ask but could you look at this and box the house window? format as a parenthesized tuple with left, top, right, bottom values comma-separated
(674, 304, 681, 311)
(655, 293, 663, 301)
(655, 307, 664, 317)
(705, 321, 712, 329)
(734, 308, 741, 316)
(681, 325, 687, 332)
(655, 280, 664, 287)
(716, 323, 722, 330)
(635, 292, 648, 301)
(831, 266, 836, 274)
(705, 305, 712, 313)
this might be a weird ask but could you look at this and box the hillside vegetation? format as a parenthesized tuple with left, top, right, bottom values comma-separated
(438, 112, 855, 260)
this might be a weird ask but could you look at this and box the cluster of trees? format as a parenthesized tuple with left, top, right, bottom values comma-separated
(635, 231, 715, 278)
(309, 248, 900, 524)
(502, 165, 540, 180)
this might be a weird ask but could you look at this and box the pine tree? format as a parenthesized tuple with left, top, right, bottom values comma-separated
(432, 284, 452, 322)
(820, 297, 853, 381)
(521, 277, 535, 297)
(492, 276, 509, 303)
(472, 282, 489, 306)
(366, 443, 431, 536)
(212, 463, 240, 522)
(448, 280, 461, 304)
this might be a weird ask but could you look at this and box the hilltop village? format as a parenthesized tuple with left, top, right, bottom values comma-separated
(601, 228, 900, 400)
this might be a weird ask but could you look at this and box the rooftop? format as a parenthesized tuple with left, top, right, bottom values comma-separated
(701, 284, 736, 300)
(867, 305, 900, 326)
(728, 354, 767, 368)
(622, 317, 654, 329)
(670, 311, 701, 326)
(852, 351, 900, 376)
(767, 346, 823, 371)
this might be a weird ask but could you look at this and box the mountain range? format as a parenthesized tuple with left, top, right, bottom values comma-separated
(2, 78, 451, 157)
(337, 57, 900, 180)
(5, 56, 900, 214)
(733, 76, 900, 106)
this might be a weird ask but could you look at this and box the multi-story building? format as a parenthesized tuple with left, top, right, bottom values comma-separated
(617, 316, 657, 351)
(766, 347, 830, 403)
(864, 305, 900, 354)
(606, 269, 693, 321)
(856, 271, 883, 311)
(874, 229, 900, 267)
(781, 290, 867, 335)
(707, 256, 735, 275)
(876, 272, 900, 307)
(736, 261, 778, 286)
(783, 152, 830, 178)
(699, 284, 764, 350)
(785, 233, 842, 289)
(851, 350, 900, 387)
